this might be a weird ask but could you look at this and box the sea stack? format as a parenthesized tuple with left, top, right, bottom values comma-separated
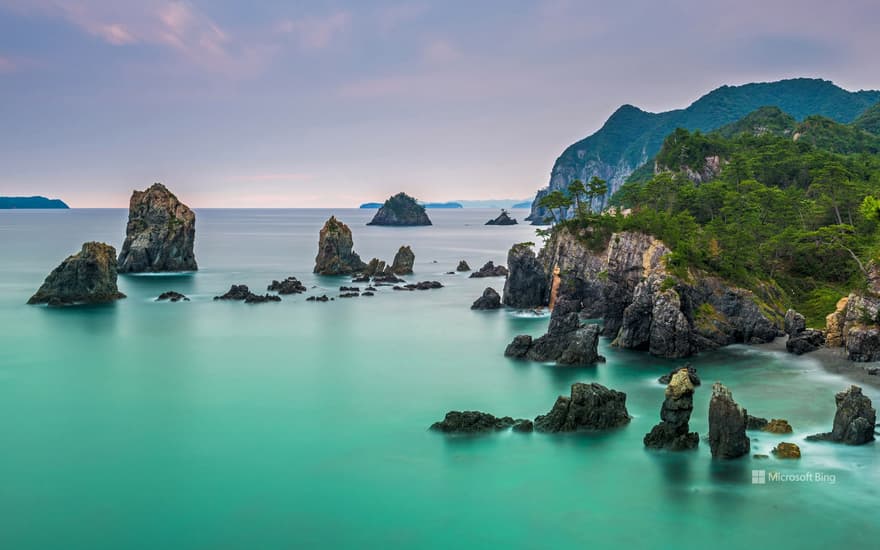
(533, 383, 630, 432)
(806, 385, 876, 445)
(502, 242, 549, 308)
(28, 242, 126, 305)
(314, 216, 367, 275)
(643, 368, 699, 450)
(367, 193, 432, 226)
(708, 382, 750, 459)
(117, 183, 197, 273)
(390, 245, 415, 275)
(485, 210, 517, 225)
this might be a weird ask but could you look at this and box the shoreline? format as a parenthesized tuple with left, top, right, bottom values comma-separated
(755, 338, 880, 389)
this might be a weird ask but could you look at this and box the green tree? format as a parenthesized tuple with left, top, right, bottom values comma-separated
(537, 190, 573, 224)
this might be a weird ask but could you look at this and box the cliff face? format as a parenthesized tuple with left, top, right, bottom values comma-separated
(537, 228, 781, 358)
(527, 78, 880, 224)
(825, 262, 880, 361)
(117, 183, 197, 273)
(28, 242, 126, 305)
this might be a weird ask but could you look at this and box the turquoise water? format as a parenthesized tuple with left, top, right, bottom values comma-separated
(1, 208, 878, 549)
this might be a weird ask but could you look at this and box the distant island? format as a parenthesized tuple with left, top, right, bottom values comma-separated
(361, 201, 462, 209)
(0, 196, 69, 209)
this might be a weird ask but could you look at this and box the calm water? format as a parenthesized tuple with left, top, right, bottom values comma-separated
(1, 208, 878, 549)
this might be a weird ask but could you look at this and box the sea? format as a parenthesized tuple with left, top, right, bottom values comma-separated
(0, 208, 878, 549)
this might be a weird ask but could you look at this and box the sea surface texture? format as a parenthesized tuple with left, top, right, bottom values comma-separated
(1, 208, 878, 549)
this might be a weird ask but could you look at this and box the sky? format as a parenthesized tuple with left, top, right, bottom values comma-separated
(1, 0, 879, 207)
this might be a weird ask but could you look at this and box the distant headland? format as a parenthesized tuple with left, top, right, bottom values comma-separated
(360, 201, 462, 209)
(0, 196, 69, 209)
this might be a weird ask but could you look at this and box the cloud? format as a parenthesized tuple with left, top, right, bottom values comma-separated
(276, 11, 351, 50)
(422, 39, 460, 64)
(233, 172, 313, 182)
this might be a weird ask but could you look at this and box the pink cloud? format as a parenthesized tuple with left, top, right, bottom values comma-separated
(276, 11, 351, 50)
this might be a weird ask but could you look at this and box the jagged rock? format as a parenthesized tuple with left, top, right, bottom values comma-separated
(807, 385, 876, 445)
(340, 286, 360, 292)
(763, 419, 793, 434)
(471, 287, 502, 310)
(456, 260, 471, 272)
(512, 419, 534, 432)
(28, 242, 126, 306)
(825, 296, 850, 347)
(373, 273, 405, 284)
(846, 326, 880, 362)
(534, 383, 630, 432)
(267, 277, 307, 295)
(644, 368, 699, 450)
(708, 382, 750, 459)
(393, 281, 443, 291)
(117, 183, 197, 273)
(362, 258, 387, 277)
(307, 295, 331, 302)
(746, 415, 768, 431)
(430, 411, 518, 433)
(367, 192, 432, 226)
(506, 311, 604, 365)
(786, 329, 825, 355)
(485, 210, 517, 225)
(469, 261, 509, 278)
(156, 291, 189, 302)
(658, 364, 700, 386)
(339, 292, 359, 298)
(391, 246, 415, 275)
(502, 243, 549, 309)
(314, 216, 367, 275)
(214, 284, 281, 303)
(784, 309, 806, 336)
(772, 442, 801, 459)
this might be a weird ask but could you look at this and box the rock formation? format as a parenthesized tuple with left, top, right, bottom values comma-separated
(471, 287, 502, 310)
(763, 419, 793, 434)
(782, 308, 824, 354)
(772, 442, 801, 459)
(156, 291, 189, 302)
(485, 210, 517, 225)
(806, 385, 876, 445)
(268, 277, 307, 294)
(505, 310, 604, 365)
(391, 246, 415, 275)
(534, 383, 630, 432)
(644, 368, 699, 450)
(314, 216, 367, 275)
(658, 364, 701, 386)
(502, 243, 549, 309)
(393, 281, 442, 291)
(367, 193, 432, 226)
(28, 242, 126, 306)
(456, 260, 471, 272)
(708, 382, 750, 459)
(824, 262, 880, 361)
(430, 411, 530, 434)
(117, 183, 197, 273)
(469, 261, 509, 278)
(784, 309, 806, 336)
(214, 284, 281, 303)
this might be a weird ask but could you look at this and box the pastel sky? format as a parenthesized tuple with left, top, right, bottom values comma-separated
(1, 0, 879, 207)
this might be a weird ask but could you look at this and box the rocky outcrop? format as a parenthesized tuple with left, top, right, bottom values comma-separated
(787, 329, 825, 354)
(644, 368, 699, 450)
(367, 193, 432, 226)
(156, 291, 189, 302)
(469, 261, 508, 278)
(456, 260, 470, 272)
(28, 242, 126, 306)
(214, 285, 281, 303)
(825, 297, 850, 347)
(268, 277, 307, 294)
(772, 442, 801, 459)
(708, 382, 750, 459)
(845, 327, 880, 362)
(658, 364, 700, 386)
(534, 383, 630, 432)
(538, 228, 782, 358)
(485, 210, 517, 225)
(502, 243, 549, 309)
(314, 216, 367, 275)
(824, 263, 880, 361)
(117, 183, 197, 273)
(430, 411, 518, 433)
(390, 246, 415, 275)
(763, 419, 793, 434)
(806, 385, 876, 445)
(746, 415, 768, 431)
(471, 287, 502, 310)
(784, 309, 806, 336)
(393, 281, 442, 291)
(505, 310, 604, 365)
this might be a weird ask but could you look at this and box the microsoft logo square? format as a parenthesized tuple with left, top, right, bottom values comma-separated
(752, 470, 766, 484)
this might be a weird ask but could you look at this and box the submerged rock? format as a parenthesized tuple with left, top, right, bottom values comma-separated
(391, 245, 415, 275)
(306, 295, 331, 302)
(268, 277, 307, 295)
(430, 411, 522, 434)
(28, 242, 126, 306)
(746, 415, 769, 431)
(807, 385, 876, 445)
(471, 287, 502, 310)
(505, 310, 604, 365)
(156, 291, 189, 302)
(708, 382, 750, 459)
(534, 382, 630, 432)
(456, 260, 471, 272)
(469, 261, 509, 278)
(314, 216, 367, 275)
(502, 243, 549, 309)
(117, 183, 197, 273)
(658, 364, 701, 386)
(214, 284, 280, 303)
(367, 192, 432, 226)
(644, 368, 699, 450)
(772, 442, 801, 459)
(485, 210, 517, 225)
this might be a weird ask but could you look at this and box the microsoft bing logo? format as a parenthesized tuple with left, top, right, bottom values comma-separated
(751, 470, 766, 484)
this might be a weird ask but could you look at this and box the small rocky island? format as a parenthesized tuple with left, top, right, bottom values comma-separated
(807, 385, 875, 445)
(485, 210, 517, 225)
(28, 242, 126, 306)
(367, 193, 432, 226)
(117, 183, 197, 273)
(314, 216, 367, 275)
